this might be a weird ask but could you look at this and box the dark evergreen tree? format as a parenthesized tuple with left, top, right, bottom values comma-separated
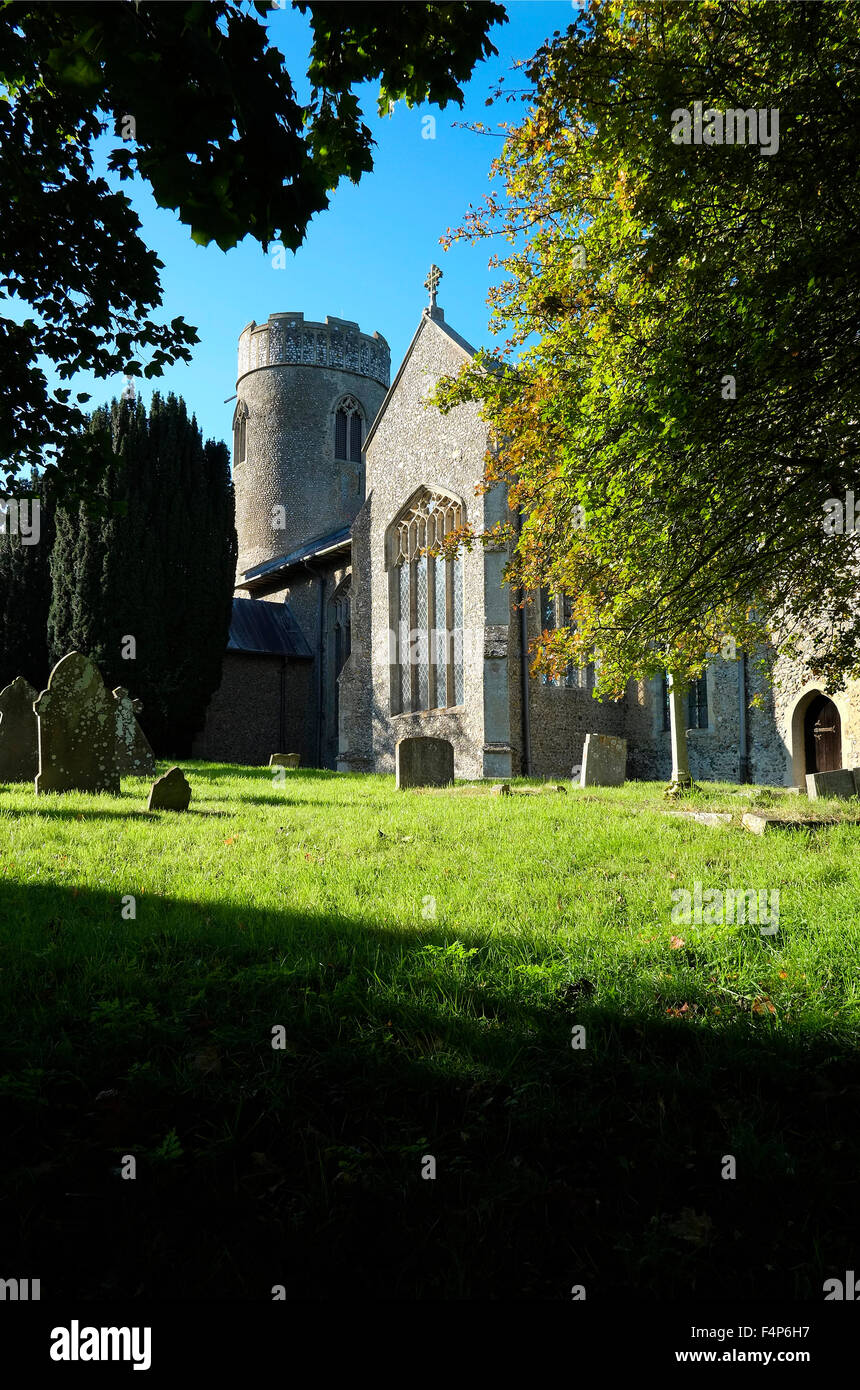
(0, 469, 55, 690)
(48, 392, 236, 754)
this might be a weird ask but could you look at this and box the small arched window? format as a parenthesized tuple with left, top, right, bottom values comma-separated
(388, 488, 465, 714)
(335, 396, 363, 463)
(538, 590, 595, 689)
(332, 576, 352, 676)
(662, 671, 709, 730)
(233, 399, 248, 466)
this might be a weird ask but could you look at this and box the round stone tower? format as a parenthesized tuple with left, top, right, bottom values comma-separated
(232, 312, 390, 580)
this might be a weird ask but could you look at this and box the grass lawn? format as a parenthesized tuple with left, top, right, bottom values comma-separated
(2, 764, 859, 1300)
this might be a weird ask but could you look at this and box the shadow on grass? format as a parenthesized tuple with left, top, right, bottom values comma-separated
(183, 764, 350, 783)
(0, 877, 857, 1302)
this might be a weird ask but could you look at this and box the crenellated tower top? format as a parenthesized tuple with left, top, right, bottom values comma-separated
(237, 313, 390, 389)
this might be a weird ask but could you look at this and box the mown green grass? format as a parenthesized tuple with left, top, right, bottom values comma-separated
(1, 765, 859, 1299)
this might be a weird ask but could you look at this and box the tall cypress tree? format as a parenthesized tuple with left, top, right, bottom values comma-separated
(48, 392, 236, 754)
(0, 469, 55, 690)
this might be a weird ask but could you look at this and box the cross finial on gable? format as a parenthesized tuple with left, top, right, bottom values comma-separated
(424, 263, 443, 310)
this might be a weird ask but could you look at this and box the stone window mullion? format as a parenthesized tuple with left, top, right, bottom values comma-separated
(409, 559, 419, 710)
(445, 557, 455, 708)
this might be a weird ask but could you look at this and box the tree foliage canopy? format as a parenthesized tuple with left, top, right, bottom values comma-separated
(0, 0, 506, 493)
(436, 0, 860, 695)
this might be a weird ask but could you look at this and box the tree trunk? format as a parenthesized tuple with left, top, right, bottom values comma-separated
(666, 670, 693, 795)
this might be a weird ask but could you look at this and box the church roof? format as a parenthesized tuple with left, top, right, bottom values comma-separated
(227, 597, 312, 658)
(362, 307, 478, 455)
(240, 524, 352, 587)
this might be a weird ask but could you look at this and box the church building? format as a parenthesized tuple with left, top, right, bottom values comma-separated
(192, 273, 860, 787)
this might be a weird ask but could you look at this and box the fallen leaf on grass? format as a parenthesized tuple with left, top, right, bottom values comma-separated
(669, 936, 685, 949)
(668, 1208, 713, 1246)
(188, 1046, 221, 1075)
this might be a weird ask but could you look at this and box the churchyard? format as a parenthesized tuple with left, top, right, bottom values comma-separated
(2, 759, 860, 1299)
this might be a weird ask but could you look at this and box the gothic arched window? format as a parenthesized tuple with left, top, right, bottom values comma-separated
(388, 489, 465, 714)
(233, 399, 248, 466)
(334, 396, 363, 463)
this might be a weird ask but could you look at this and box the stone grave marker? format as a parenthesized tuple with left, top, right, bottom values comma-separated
(664, 810, 733, 826)
(269, 753, 300, 769)
(35, 652, 120, 795)
(579, 733, 627, 788)
(0, 676, 39, 782)
(395, 736, 454, 789)
(113, 687, 156, 776)
(805, 769, 857, 801)
(148, 766, 191, 811)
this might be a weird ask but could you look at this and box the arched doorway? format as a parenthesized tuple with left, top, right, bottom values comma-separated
(803, 694, 842, 773)
(324, 575, 351, 768)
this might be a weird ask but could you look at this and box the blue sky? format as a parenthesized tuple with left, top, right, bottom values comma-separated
(66, 1, 578, 447)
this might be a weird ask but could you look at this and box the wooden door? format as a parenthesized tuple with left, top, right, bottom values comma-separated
(804, 695, 842, 774)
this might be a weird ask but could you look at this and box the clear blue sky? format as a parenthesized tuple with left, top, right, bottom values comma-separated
(69, 1, 577, 447)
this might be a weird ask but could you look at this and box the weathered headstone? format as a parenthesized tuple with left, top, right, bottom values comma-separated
(579, 733, 627, 788)
(395, 736, 454, 789)
(0, 676, 39, 782)
(35, 653, 120, 795)
(269, 753, 300, 769)
(147, 766, 191, 811)
(113, 687, 156, 776)
(806, 769, 857, 801)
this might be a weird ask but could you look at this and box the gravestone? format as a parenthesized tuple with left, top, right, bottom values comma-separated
(806, 769, 857, 801)
(113, 687, 156, 776)
(395, 736, 454, 789)
(269, 753, 300, 769)
(0, 676, 39, 782)
(664, 810, 732, 826)
(579, 733, 627, 788)
(148, 766, 191, 811)
(35, 652, 120, 795)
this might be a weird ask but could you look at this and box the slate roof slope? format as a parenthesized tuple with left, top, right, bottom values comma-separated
(241, 524, 351, 586)
(227, 597, 312, 658)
